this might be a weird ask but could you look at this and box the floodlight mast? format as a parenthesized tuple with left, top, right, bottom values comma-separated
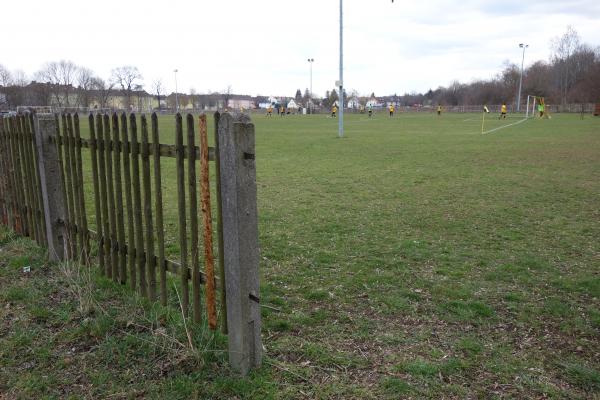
(339, 0, 344, 138)
(308, 58, 314, 113)
(174, 69, 179, 112)
(516, 44, 528, 112)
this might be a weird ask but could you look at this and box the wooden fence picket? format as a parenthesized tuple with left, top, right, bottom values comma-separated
(151, 114, 167, 306)
(121, 113, 136, 291)
(89, 115, 103, 271)
(129, 114, 146, 297)
(112, 114, 127, 283)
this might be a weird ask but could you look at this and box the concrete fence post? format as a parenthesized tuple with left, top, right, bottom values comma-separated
(34, 114, 67, 262)
(217, 113, 262, 375)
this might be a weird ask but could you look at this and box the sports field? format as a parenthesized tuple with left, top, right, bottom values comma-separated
(253, 112, 600, 398)
(1, 111, 599, 398)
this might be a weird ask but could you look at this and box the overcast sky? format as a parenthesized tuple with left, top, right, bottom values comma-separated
(1, 0, 599, 97)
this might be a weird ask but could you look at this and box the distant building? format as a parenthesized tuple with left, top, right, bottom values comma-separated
(347, 97, 361, 109)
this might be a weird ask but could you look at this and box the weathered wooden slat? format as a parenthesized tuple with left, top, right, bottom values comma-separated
(26, 116, 41, 243)
(17, 116, 34, 240)
(54, 115, 67, 241)
(141, 115, 156, 301)
(176, 113, 189, 317)
(60, 115, 76, 257)
(112, 114, 127, 283)
(22, 116, 39, 244)
(151, 113, 167, 306)
(103, 114, 118, 281)
(187, 114, 201, 324)
(74, 115, 89, 263)
(88, 114, 104, 273)
(213, 111, 227, 333)
(6, 119, 22, 233)
(200, 114, 217, 330)
(20, 116, 39, 244)
(67, 115, 82, 259)
(0, 119, 14, 229)
(13, 118, 26, 235)
(96, 114, 111, 277)
(0, 122, 10, 228)
(28, 114, 47, 247)
(130, 114, 146, 297)
(121, 113, 136, 291)
(11, 118, 25, 235)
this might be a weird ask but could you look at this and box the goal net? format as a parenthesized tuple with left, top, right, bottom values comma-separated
(525, 95, 537, 118)
(526, 95, 552, 119)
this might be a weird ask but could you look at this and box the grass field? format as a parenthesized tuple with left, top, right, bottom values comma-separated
(1, 112, 599, 398)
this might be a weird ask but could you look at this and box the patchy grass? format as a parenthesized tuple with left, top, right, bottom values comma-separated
(1, 112, 599, 398)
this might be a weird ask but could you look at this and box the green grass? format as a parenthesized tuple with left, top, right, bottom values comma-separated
(1, 111, 599, 398)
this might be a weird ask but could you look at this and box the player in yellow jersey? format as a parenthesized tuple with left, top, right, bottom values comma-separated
(499, 103, 507, 119)
(279, 105, 285, 116)
(437, 104, 442, 116)
(331, 105, 338, 118)
(389, 104, 395, 117)
(266, 105, 273, 117)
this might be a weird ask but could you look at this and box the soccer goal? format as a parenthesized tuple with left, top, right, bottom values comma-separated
(526, 95, 552, 119)
(525, 95, 537, 118)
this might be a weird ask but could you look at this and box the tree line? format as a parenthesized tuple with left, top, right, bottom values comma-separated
(379, 27, 600, 108)
(1, 27, 598, 111)
(0, 62, 149, 110)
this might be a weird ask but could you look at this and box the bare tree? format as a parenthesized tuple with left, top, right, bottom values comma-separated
(551, 26, 581, 108)
(152, 79, 163, 110)
(91, 78, 114, 109)
(111, 66, 143, 110)
(0, 64, 12, 87)
(37, 60, 79, 108)
(76, 67, 96, 108)
(12, 69, 28, 87)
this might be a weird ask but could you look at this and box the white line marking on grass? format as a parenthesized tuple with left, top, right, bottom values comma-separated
(482, 117, 529, 135)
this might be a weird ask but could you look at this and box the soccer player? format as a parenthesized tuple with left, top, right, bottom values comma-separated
(368, 104, 373, 118)
(538, 102, 545, 118)
(331, 105, 338, 118)
(266, 105, 273, 117)
(280, 105, 285, 116)
(499, 103, 507, 119)
(437, 104, 442, 116)
(389, 104, 395, 117)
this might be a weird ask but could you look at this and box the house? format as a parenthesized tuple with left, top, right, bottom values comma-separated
(366, 97, 384, 108)
(347, 97, 361, 109)
(287, 99, 299, 110)
(227, 95, 254, 110)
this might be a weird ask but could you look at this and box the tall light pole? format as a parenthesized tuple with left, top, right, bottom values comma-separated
(174, 69, 179, 113)
(516, 43, 528, 112)
(338, 0, 344, 138)
(308, 58, 314, 114)
(338, 1, 394, 137)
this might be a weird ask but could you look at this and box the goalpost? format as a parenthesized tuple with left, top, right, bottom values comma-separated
(525, 95, 537, 118)
(525, 95, 551, 119)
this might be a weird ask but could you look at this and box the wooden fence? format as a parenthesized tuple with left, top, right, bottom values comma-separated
(0, 111, 261, 375)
